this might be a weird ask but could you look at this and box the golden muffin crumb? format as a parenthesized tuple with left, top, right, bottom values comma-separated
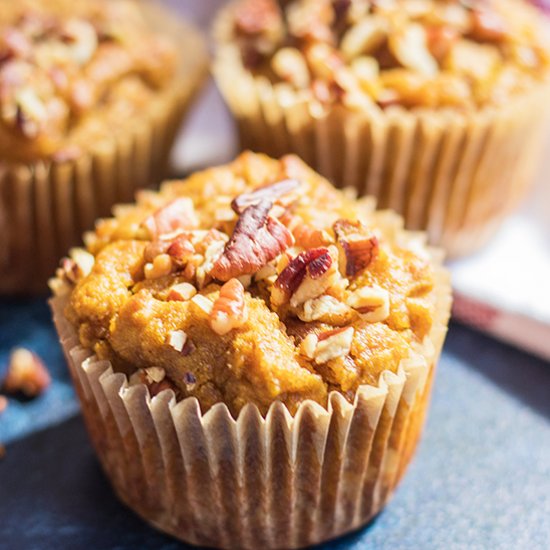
(55, 152, 437, 415)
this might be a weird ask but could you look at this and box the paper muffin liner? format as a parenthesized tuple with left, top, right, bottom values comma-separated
(0, 2, 208, 294)
(213, 6, 550, 258)
(50, 214, 451, 550)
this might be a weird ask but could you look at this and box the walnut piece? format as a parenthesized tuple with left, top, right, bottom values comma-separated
(333, 219, 379, 277)
(142, 198, 198, 239)
(2, 348, 51, 397)
(210, 278, 248, 336)
(231, 178, 301, 214)
(210, 200, 293, 281)
(272, 246, 339, 308)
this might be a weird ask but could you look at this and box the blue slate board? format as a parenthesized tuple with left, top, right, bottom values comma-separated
(1, 299, 549, 550)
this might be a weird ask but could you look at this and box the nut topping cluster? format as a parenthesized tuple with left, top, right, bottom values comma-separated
(228, 0, 550, 110)
(58, 153, 437, 413)
(0, 0, 177, 159)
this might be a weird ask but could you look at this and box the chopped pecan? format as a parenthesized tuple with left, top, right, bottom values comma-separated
(289, 216, 333, 249)
(272, 246, 339, 308)
(2, 348, 51, 397)
(333, 219, 379, 277)
(426, 25, 459, 60)
(166, 330, 195, 356)
(314, 326, 354, 364)
(271, 48, 310, 88)
(55, 249, 94, 286)
(389, 23, 438, 77)
(346, 285, 390, 322)
(210, 278, 248, 335)
(231, 178, 301, 214)
(191, 294, 214, 316)
(210, 200, 293, 281)
(142, 198, 198, 239)
(469, 8, 507, 42)
(299, 333, 318, 359)
(132, 367, 177, 397)
(144, 253, 173, 280)
(234, 0, 281, 35)
(167, 235, 195, 265)
(143, 366, 166, 384)
(298, 295, 353, 324)
(167, 282, 197, 301)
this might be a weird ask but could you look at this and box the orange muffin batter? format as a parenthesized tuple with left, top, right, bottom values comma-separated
(54, 152, 436, 416)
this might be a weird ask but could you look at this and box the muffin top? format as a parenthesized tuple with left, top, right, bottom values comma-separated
(53, 152, 441, 416)
(224, 0, 550, 112)
(0, 0, 177, 162)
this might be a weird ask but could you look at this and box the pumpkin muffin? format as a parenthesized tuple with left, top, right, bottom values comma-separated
(0, 0, 207, 293)
(213, 0, 550, 256)
(51, 152, 451, 549)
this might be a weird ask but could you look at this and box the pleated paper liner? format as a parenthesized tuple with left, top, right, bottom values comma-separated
(213, 9, 550, 258)
(0, 2, 208, 294)
(50, 216, 451, 550)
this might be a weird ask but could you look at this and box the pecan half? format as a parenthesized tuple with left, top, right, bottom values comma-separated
(231, 178, 301, 214)
(333, 219, 379, 277)
(272, 246, 339, 308)
(142, 198, 198, 239)
(210, 200, 293, 281)
(2, 348, 51, 398)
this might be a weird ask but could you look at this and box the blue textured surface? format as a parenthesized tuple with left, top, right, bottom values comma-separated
(0, 299, 549, 550)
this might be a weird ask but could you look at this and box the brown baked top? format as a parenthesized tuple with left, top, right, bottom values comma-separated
(0, 0, 177, 162)
(223, 0, 550, 111)
(53, 152, 438, 416)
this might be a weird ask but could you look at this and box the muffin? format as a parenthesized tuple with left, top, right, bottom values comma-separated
(213, 0, 550, 256)
(0, 0, 208, 294)
(51, 152, 451, 549)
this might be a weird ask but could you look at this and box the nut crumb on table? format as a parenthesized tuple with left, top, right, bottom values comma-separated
(2, 348, 51, 398)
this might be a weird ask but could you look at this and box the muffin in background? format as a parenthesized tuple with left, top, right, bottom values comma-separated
(51, 152, 451, 549)
(0, 0, 208, 294)
(213, 0, 550, 257)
